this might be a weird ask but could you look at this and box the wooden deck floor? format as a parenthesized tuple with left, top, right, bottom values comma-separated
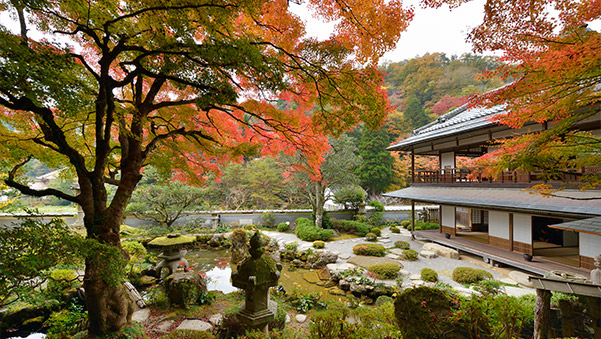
(414, 230, 590, 277)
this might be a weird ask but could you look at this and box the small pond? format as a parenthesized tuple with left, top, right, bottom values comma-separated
(183, 248, 347, 301)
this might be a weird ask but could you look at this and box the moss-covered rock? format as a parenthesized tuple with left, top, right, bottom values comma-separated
(165, 271, 207, 308)
(148, 234, 196, 247)
(394, 286, 466, 339)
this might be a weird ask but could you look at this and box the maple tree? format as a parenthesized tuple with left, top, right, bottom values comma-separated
(285, 134, 361, 227)
(0, 0, 411, 334)
(424, 0, 601, 193)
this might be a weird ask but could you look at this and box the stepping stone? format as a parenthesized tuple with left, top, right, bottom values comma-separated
(296, 314, 307, 323)
(177, 319, 213, 331)
(209, 314, 223, 326)
(420, 250, 437, 259)
(388, 248, 404, 256)
(339, 254, 351, 260)
(509, 271, 535, 288)
(409, 274, 421, 280)
(398, 269, 410, 277)
(386, 254, 399, 260)
(285, 314, 291, 324)
(156, 320, 174, 332)
(132, 309, 150, 323)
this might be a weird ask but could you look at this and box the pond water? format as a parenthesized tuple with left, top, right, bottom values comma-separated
(183, 247, 347, 301)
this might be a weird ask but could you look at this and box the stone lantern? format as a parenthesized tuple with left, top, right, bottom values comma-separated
(231, 231, 282, 333)
(148, 233, 196, 277)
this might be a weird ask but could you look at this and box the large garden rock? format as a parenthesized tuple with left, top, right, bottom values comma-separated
(209, 234, 224, 247)
(308, 250, 339, 269)
(165, 271, 207, 308)
(350, 282, 374, 295)
(326, 263, 357, 276)
(395, 286, 467, 339)
(420, 250, 438, 259)
(422, 243, 460, 259)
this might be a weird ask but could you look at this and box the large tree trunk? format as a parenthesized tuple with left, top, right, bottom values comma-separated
(534, 289, 552, 339)
(313, 181, 325, 228)
(82, 186, 136, 335)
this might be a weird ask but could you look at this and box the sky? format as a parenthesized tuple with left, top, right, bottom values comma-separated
(290, 0, 489, 63)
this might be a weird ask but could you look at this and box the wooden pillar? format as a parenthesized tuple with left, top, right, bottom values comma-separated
(411, 148, 415, 184)
(588, 296, 601, 339)
(534, 289, 552, 339)
(411, 201, 415, 239)
(558, 299, 576, 337)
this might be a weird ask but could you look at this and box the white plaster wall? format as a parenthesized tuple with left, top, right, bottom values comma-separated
(580, 233, 601, 258)
(440, 152, 455, 169)
(513, 213, 532, 244)
(441, 205, 455, 227)
(489, 210, 510, 239)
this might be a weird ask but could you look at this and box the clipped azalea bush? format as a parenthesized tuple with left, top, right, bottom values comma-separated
(365, 232, 377, 242)
(421, 268, 438, 282)
(352, 243, 386, 257)
(313, 240, 325, 249)
(394, 240, 410, 249)
(400, 220, 411, 228)
(295, 218, 334, 241)
(368, 263, 401, 279)
(390, 226, 400, 233)
(401, 249, 418, 261)
(452, 267, 493, 284)
(277, 222, 289, 232)
(370, 227, 381, 236)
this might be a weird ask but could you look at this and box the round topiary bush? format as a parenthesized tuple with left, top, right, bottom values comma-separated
(394, 240, 410, 249)
(277, 222, 290, 232)
(401, 249, 418, 261)
(352, 243, 386, 257)
(400, 220, 411, 228)
(313, 240, 325, 249)
(365, 232, 377, 242)
(421, 268, 438, 282)
(370, 227, 381, 237)
(368, 263, 401, 279)
(390, 226, 400, 233)
(452, 267, 493, 284)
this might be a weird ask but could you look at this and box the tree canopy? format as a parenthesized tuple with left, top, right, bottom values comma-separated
(0, 0, 411, 334)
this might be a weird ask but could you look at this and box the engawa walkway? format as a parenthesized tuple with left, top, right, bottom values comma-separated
(414, 230, 590, 277)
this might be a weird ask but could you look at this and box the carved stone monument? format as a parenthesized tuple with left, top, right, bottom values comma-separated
(231, 231, 282, 333)
(148, 233, 196, 277)
(591, 255, 601, 285)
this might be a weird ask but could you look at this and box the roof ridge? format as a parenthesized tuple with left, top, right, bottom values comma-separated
(412, 104, 468, 135)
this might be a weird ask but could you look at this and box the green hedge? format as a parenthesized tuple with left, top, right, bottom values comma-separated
(421, 268, 438, 282)
(394, 241, 410, 249)
(352, 243, 386, 257)
(295, 218, 334, 241)
(368, 263, 400, 280)
(334, 220, 371, 236)
(452, 267, 493, 284)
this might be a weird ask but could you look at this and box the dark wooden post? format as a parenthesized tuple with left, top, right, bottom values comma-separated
(588, 296, 601, 339)
(534, 289, 552, 339)
(411, 201, 415, 239)
(411, 148, 415, 184)
(558, 299, 576, 337)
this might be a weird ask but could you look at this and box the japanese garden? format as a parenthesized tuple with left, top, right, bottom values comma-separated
(0, 0, 600, 338)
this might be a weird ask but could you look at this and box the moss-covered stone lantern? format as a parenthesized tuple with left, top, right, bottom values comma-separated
(231, 231, 282, 333)
(148, 233, 196, 277)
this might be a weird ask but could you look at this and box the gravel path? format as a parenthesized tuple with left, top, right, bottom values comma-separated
(262, 228, 536, 297)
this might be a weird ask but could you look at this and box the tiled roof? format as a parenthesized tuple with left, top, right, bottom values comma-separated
(550, 216, 601, 235)
(384, 186, 601, 218)
(387, 104, 506, 151)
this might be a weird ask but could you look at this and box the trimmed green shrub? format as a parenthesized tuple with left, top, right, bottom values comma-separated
(368, 200, 385, 212)
(370, 227, 381, 236)
(353, 243, 386, 257)
(277, 222, 289, 232)
(365, 232, 377, 242)
(390, 226, 400, 233)
(421, 268, 438, 282)
(313, 240, 325, 249)
(335, 220, 370, 236)
(295, 218, 334, 241)
(368, 263, 400, 279)
(401, 249, 418, 261)
(400, 220, 411, 228)
(414, 221, 440, 230)
(394, 240, 410, 249)
(452, 267, 493, 284)
(261, 212, 276, 228)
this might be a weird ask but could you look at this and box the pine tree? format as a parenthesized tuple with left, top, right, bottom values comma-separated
(357, 128, 394, 195)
